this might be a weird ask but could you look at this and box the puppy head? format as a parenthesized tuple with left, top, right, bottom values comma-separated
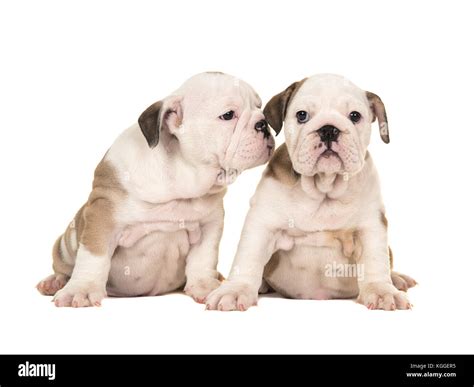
(138, 72, 275, 182)
(264, 74, 389, 177)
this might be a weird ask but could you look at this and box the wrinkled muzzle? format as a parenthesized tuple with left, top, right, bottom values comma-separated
(217, 109, 275, 185)
(293, 112, 365, 176)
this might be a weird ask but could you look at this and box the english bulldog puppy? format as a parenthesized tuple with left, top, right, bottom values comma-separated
(206, 74, 416, 311)
(36, 72, 275, 307)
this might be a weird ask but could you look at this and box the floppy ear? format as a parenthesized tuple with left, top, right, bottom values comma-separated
(138, 97, 183, 148)
(263, 79, 306, 135)
(366, 91, 390, 144)
(138, 101, 163, 148)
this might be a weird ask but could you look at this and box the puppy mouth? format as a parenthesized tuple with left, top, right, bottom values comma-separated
(320, 149, 338, 159)
(317, 148, 341, 164)
(314, 147, 344, 174)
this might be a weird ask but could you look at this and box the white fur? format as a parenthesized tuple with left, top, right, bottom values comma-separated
(69, 229, 78, 252)
(207, 74, 411, 311)
(50, 72, 274, 307)
(53, 245, 109, 307)
(59, 236, 73, 265)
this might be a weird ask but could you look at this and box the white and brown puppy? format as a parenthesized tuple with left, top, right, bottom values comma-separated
(37, 72, 275, 307)
(206, 74, 416, 311)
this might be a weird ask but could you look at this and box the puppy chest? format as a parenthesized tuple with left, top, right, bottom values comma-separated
(285, 200, 356, 231)
(118, 219, 202, 248)
(118, 197, 221, 248)
(139, 197, 215, 223)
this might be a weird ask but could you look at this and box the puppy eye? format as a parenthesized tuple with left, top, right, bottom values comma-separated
(349, 111, 362, 123)
(296, 110, 309, 123)
(219, 110, 235, 121)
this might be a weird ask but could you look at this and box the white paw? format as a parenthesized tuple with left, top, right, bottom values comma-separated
(37, 274, 69, 296)
(391, 271, 417, 291)
(184, 277, 222, 304)
(358, 281, 412, 311)
(53, 280, 106, 308)
(206, 281, 258, 311)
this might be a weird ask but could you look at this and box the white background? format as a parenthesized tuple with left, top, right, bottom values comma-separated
(0, 0, 473, 354)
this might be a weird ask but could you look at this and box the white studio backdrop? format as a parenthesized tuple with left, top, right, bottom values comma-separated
(0, 0, 473, 353)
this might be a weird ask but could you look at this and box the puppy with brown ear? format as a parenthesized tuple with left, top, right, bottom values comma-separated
(206, 74, 416, 311)
(37, 72, 275, 307)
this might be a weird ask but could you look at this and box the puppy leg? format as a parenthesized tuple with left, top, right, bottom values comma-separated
(206, 210, 276, 311)
(53, 198, 117, 308)
(356, 217, 412, 310)
(37, 235, 73, 295)
(184, 208, 224, 304)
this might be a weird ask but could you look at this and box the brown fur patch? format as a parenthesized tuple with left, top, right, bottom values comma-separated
(80, 158, 127, 255)
(332, 229, 360, 259)
(53, 158, 127, 270)
(366, 91, 389, 144)
(389, 246, 394, 269)
(263, 78, 307, 135)
(264, 143, 300, 186)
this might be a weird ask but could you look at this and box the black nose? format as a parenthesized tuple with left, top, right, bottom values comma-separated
(317, 125, 340, 146)
(255, 119, 270, 139)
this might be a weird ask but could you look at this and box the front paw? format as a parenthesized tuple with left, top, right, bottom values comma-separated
(53, 281, 106, 308)
(184, 277, 221, 304)
(358, 281, 412, 311)
(206, 281, 258, 311)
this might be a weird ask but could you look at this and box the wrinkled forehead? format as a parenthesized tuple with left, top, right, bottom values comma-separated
(295, 74, 367, 107)
(174, 73, 260, 115)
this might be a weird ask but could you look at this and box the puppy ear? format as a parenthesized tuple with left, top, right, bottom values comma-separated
(366, 91, 390, 144)
(138, 97, 183, 148)
(263, 79, 306, 135)
(138, 101, 163, 148)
